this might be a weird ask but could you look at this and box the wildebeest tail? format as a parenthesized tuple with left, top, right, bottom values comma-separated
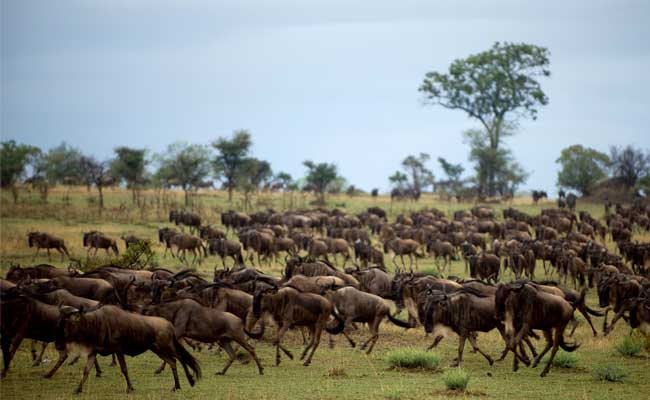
(558, 334, 580, 352)
(576, 287, 604, 316)
(387, 313, 415, 329)
(325, 308, 345, 335)
(173, 336, 202, 382)
(244, 321, 265, 340)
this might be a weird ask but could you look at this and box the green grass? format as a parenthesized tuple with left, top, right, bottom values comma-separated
(542, 351, 579, 368)
(1, 187, 650, 399)
(615, 336, 643, 357)
(442, 368, 470, 391)
(385, 348, 441, 370)
(592, 364, 628, 382)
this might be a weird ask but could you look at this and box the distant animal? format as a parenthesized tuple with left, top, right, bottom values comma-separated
(531, 190, 548, 205)
(83, 231, 119, 257)
(27, 232, 69, 261)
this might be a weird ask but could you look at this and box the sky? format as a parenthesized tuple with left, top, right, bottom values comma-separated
(2, 0, 649, 194)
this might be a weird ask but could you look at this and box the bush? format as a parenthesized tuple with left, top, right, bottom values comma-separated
(543, 351, 578, 368)
(615, 336, 642, 357)
(592, 364, 627, 382)
(385, 348, 440, 370)
(443, 368, 470, 391)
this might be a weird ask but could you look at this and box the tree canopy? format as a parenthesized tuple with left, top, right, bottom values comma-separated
(155, 142, 212, 205)
(556, 145, 610, 196)
(420, 42, 549, 196)
(212, 130, 252, 201)
(0, 140, 41, 203)
(609, 145, 649, 188)
(303, 160, 339, 203)
(112, 147, 148, 202)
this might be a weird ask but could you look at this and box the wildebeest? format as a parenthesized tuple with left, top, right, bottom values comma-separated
(207, 238, 244, 268)
(170, 209, 202, 233)
(422, 287, 503, 366)
(284, 257, 359, 288)
(83, 231, 119, 257)
(158, 227, 179, 258)
(53, 305, 201, 393)
(353, 240, 385, 268)
(603, 289, 650, 336)
(384, 238, 421, 269)
(121, 234, 146, 249)
(496, 282, 579, 376)
(27, 232, 69, 261)
(142, 299, 264, 376)
(324, 286, 412, 354)
(531, 190, 548, 205)
(35, 276, 116, 303)
(467, 253, 500, 283)
(6, 264, 74, 283)
(167, 233, 206, 264)
(249, 286, 344, 366)
(346, 266, 393, 299)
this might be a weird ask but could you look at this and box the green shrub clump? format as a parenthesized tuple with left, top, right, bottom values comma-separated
(592, 364, 627, 383)
(443, 368, 470, 391)
(615, 336, 642, 357)
(385, 348, 440, 370)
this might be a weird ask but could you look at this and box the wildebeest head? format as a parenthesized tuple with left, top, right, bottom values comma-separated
(423, 289, 449, 333)
(55, 305, 82, 351)
(252, 286, 279, 318)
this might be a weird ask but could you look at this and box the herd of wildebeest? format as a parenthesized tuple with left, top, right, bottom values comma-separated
(2, 200, 650, 394)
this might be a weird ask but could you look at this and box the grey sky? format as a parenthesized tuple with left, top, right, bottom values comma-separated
(2, 0, 649, 194)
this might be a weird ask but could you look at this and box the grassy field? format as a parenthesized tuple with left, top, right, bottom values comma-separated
(0, 187, 649, 399)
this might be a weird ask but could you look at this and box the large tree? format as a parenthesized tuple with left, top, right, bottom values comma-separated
(609, 145, 650, 188)
(154, 142, 212, 206)
(79, 156, 112, 208)
(437, 157, 465, 198)
(0, 140, 41, 203)
(388, 171, 408, 189)
(420, 42, 550, 196)
(112, 147, 148, 203)
(212, 130, 252, 202)
(302, 160, 339, 204)
(401, 153, 434, 192)
(237, 158, 273, 210)
(38, 142, 84, 185)
(556, 145, 610, 196)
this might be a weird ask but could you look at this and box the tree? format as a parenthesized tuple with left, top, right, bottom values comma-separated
(303, 160, 338, 204)
(212, 130, 252, 202)
(437, 157, 465, 197)
(402, 153, 434, 192)
(388, 171, 408, 189)
(79, 156, 112, 208)
(154, 142, 212, 206)
(556, 145, 610, 196)
(609, 145, 650, 188)
(237, 158, 273, 210)
(636, 175, 650, 197)
(0, 140, 41, 203)
(112, 147, 148, 203)
(273, 172, 294, 191)
(35, 142, 84, 185)
(420, 42, 550, 195)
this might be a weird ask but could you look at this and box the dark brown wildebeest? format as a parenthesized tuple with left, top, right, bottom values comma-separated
(566, 193, 577, 211)
(167, 233, 206, 265)
(324, 237, 352, 267)
(392, 274, 462, 326)
(468, 253, 500, 283)
(142, 299, 264, 376)
(249, 286, 345, 366)
(120, 234, 146, 249)
(353, 240, 385, 268)
(307, 238, 329, 261)
(170, 210, 202, 233)
(346, 266, 393, 299)
(283, 275, 346, 294)
(83, 231, 119, 257)
(52, 305, 201, 393)
(221, 210, 251, 232)
(6, 264, 74, 283)
(198, 225, 226, 241)
(158, 227, 179, 258)
(422, 287, 503, 366)
(174, 281, 254, 322)
(531, 190, 548, 205)
(603, 289, 650, 336)
(597, 273, 644, 332)
(427, 240, 456, 271)
(27, 232, 70, 261)
(367, 206, 387, 221)
(272, 237, 298, 262)
(35, 276, 116, 303)
(207, 238, 244, 268)
(496, 282, 579, 377)
(324, 286, 412, 354)
(384, 238, 421, 269)
(284, 257, 359, 288)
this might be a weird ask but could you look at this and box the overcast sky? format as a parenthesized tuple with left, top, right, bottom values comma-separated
(2, 0, 649, 194)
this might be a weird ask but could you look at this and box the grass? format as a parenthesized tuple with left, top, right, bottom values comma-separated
(385, 348, 441, 370)
(615, 336, 643, 357)
(1, 186, 650, 399)
(542, 351, 579, 368)
(592, 364, 628, 382)
(442, 368, 470, 391)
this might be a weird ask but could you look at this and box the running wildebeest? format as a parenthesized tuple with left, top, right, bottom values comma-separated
(27, 232, 69, 261)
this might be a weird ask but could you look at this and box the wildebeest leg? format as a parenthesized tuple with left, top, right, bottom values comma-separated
(75, 352, 97, 394)
(155, 360, 167, 374)
(468, 335, 494, 365)
(300, 326, 316, 361)
(33, 342, 48, 366)
(568, 318, 579, 337)
(164, 358, 182, 391)
(30, 340, 38, 361)
(602, 307, 611, 333)
(361, 318, 381, 355)
(303, 326, 322, 366)
(216, 339, 237, 376)
(540, 329, 562, 377)
(451, 335, 467, 367)
(115, 354, 134, 393)
(1, 337, 12, 378)
(33, 247, 40, 261)
(47, 248, 52, 261)
(531, 330, 553, 368)
(111, 353, 117, 366)
(231, 335, 264, 375)
(43, 351, 68, 379)
(426, 334, 444, 351)
(274, 324, 290, 366)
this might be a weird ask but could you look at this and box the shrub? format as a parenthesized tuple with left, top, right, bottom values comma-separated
(385, 348, 440, 370)
(543, 351, 578, 368)
(443, 368, 470, 391)
(615, 335, 642, 357)
(592, 364, 627, 382)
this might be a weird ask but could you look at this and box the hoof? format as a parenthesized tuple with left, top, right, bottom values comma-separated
(302, 361, 311, 367)
(43, 374, 53, 379)
(215, 371, 225, 376)
(258, 369, 264, 375)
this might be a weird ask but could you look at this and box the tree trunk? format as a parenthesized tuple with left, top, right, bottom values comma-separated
(228, 185, 233, 202)
(184, 189, 190, 206)
(132, 186, 137, 204)
(98, 186, 104, 208)
(11, 186, 18, 204)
